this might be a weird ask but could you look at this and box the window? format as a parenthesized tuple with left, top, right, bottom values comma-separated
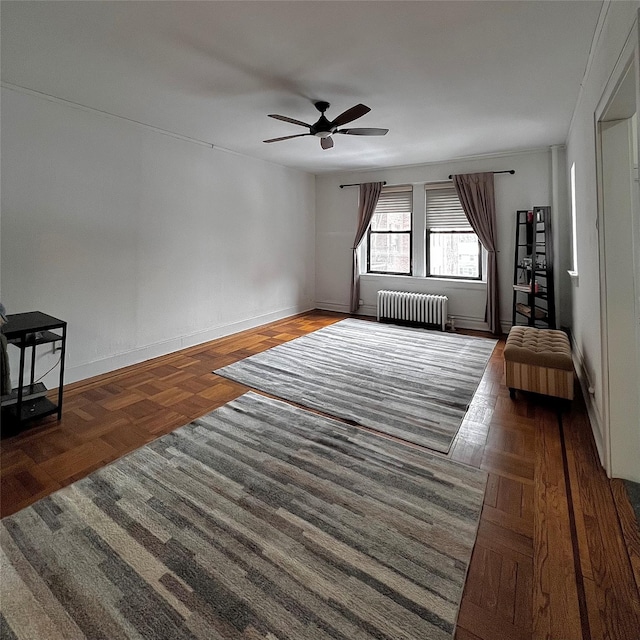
(425, 187, 482, 279)
(367, 186, 412, 275)
(363, 182, 484, 280)
(569, 162, 578, 275)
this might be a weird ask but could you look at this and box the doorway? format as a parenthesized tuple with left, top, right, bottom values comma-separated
(596, 57, 639, 482)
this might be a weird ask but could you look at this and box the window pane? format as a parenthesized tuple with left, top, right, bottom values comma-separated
(429, 232, 480, 278)
(371, 210, 411, 231)
(369, 233, 411, 273)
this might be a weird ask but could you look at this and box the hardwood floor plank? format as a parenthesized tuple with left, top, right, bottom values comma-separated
(60, 414, 133, 443)
(482, 504, 531, 538)
(483, 473, 500, 508)
(497, 475, 524, 516)
(496, 556, 518, 624)
(137, 409, 190, 435)
(477, 519, 533, 561)
(197, 379, 246, 401)
(18, 428, 86, 464)
(458, 600, 530, 640)
(38, 439, 119, 483)
(479, 549, 502, 613)
(454, 628, 484, 640)
(582, 576, 605, 640)
(0, 449, 34, 475)
(533, 408, 582, 640)
(464, 546, 489, 607)
(98, 422, 155, 452)
(514, 558, 533, 633)
(521, 482, 535, 524)
(481, 446, 535, 483)
(563, 413, 596, 590)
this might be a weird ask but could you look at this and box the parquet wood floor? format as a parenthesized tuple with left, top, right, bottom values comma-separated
(1, 310, 639, 639)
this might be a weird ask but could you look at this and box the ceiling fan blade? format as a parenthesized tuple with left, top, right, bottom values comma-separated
(330, 103, 371, 127)
(263, 134, 311, 143)
(337, 128, 389, 136)
(268, 114, 311, 128)
(320, 136, 334, 150)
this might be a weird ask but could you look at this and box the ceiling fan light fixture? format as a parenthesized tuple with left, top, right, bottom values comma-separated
(264, 101, 387, 149)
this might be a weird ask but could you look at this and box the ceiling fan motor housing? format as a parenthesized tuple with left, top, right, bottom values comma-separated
(311, 102, 334, 136)
(311, 116, 334, 137)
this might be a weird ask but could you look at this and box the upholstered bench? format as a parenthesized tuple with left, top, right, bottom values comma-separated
(504, 326, 574, 400)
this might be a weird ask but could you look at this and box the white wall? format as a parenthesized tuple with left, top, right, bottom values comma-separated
(1, 87, 316, 386)
(316, 149, 554, 332)
(565, 1, 639, 470)
(551, 145, 572, 330)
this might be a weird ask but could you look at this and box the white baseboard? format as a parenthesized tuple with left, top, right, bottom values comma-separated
(64, 304, 315, 385)
(315, 302, 509, 334)
(315, 301, 350, 314)
(357, 304, 377, 318)
(451, 314, 489, 332)
(571, 337, 606, 471)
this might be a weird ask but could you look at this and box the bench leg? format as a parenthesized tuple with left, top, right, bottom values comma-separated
(509, 388, 516, 400)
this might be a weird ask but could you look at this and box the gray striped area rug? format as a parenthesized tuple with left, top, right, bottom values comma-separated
(1, 392, 486, 640)
(215, 318, 497, 453)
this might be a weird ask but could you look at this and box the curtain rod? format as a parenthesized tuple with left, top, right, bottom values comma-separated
(339, 181, 387, 189)
(447, 170, 515, 179)
(339, 170, 514, 187)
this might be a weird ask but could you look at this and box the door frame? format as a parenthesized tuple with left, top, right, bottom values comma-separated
(593, 20, 639, 478)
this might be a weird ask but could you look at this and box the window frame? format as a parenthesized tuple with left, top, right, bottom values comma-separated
(569, 162, 579, 276)
(424, 184, 483, 281)
(366, 229, 413, 275)
(425, 229, 483, 280)
(366, 185, 413, 276)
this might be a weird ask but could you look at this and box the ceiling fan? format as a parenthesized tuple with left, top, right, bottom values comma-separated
(263, 101, 388, 150)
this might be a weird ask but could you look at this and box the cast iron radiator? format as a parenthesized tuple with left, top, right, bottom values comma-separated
(376, 290, 449, 331)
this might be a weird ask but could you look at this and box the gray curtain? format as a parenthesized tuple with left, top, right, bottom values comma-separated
(350, 182, 384, 314)
(453, 172, 501, 335)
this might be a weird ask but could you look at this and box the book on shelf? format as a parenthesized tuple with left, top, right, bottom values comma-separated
(516, 303, 547, 320)
(513, 283, 540, 293)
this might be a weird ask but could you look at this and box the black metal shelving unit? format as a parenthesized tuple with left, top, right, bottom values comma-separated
(512, 207, 556, 329)
(1, 311, 67, 431)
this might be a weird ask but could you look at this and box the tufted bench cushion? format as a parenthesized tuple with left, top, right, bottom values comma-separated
(504, 326, 573, 370)
(504, 326, 574, 399)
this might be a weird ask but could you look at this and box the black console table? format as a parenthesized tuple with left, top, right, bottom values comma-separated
(1, 311, 67, 428)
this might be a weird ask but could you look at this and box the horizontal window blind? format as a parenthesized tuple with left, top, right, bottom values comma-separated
(371, 185, 412, 231)
(374, 186, 412, 214)
(425, 187, 470, 230)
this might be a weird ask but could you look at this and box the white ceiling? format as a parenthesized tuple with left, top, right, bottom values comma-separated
(1, 1, 602, 174)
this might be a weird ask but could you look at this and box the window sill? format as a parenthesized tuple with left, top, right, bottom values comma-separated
(361, 273, 486, 288)
(423, 275, 485, 286)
